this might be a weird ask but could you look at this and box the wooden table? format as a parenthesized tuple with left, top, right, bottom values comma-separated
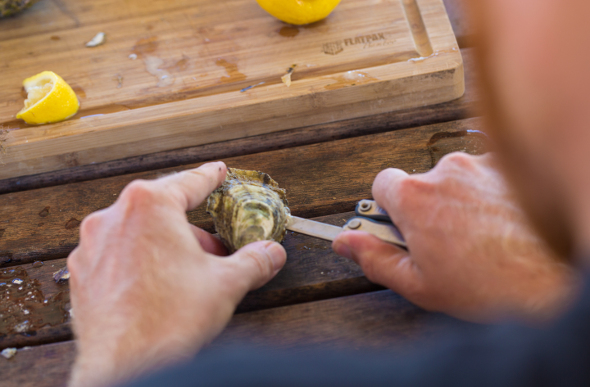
(0, 1, 482, 385)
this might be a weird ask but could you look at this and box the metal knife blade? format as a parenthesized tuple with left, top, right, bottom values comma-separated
(287, 216, 342, 241)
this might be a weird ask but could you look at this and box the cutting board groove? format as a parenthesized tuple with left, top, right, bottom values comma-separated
(0, 0, 463, 179)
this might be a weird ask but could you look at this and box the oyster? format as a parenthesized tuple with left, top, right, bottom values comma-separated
(207, 168, 290, 252)
(0, 0, 40, 18)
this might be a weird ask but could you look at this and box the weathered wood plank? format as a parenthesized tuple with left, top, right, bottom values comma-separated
(0, 47, 477, 194)
(0, 259, 71, 349)
(0, 278, 384, 352)
(218, 290, 467, 350)
(0, 212, 387, 350)
(0, 120, 487, 349)
(0, 341, 75, 387)
(0, 290, 471, 387)
(0, 117, 486, 266)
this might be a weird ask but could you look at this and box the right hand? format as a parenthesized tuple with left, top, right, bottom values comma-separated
(333, 152, 579, 323)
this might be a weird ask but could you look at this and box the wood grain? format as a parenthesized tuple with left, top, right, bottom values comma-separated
(0, 0, 463, 179)
(1, 0, 430, 121)
(0, 341, 75, 387)
(0, 47, 476, 194)
(1, 0, 473, 46)
(0, 212, 386, 350)
(0, 119, 487, 350)
(218, 290, 469, 350)
(0, 290, 473, 387)
(0, 117, 486, 266)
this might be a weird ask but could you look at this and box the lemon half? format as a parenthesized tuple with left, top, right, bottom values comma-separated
(256, 0, 341, 25)
(16, 71, 80, 125)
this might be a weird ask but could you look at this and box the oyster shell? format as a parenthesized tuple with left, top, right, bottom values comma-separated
(207, 168, 290, 252)
(0, 0, 40, 18)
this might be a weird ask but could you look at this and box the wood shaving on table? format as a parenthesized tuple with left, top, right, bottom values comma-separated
(281, 65, 297, 87)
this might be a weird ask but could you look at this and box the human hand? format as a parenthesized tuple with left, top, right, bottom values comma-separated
(67, 162, 287, 387)
(333, 153, 579, 323)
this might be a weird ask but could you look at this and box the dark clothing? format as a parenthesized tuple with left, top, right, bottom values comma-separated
(124, 276, 590, 387)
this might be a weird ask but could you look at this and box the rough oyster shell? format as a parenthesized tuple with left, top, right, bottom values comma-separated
(0, 0, 40, 18)
(206, 168, 291, 252)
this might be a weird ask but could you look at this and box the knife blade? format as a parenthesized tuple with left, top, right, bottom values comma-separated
(287, 215, 407, 248)
(287, 216, 342, 241)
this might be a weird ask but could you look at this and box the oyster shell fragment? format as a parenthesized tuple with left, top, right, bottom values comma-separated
(207, 168, 291, 252)
(0, 0, 39, 18)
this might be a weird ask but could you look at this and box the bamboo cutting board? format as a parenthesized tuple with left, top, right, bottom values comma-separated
(0, 0, 463, 179)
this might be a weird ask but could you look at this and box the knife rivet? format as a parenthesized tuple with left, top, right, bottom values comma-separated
(348, 219, 361, 229)
(360, 201, 372, 212)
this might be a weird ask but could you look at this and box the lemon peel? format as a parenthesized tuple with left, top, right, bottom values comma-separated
(16, 71, 80, 125)
(256, 0, 341, 26)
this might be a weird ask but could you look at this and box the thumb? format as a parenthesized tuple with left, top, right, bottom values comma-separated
(226, 241, 287, 292)
(333, 231, 419, 295)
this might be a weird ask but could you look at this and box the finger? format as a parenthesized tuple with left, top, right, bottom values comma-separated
(372, 168, 409, 216)
(333, 231, 420, 295)
(157, 162, 227, 211)
(189, 225, 229, 256)
(224, 241, 287, 292)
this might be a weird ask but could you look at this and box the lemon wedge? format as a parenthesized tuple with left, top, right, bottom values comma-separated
(16, 71, 80, 125)
(256, 0, 341, 25)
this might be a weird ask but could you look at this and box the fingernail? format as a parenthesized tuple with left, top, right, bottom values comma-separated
(265, 243, 286, 272)
(333, 240, 352, 259)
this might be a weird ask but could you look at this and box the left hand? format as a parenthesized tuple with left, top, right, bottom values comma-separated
(67, 162, 287, 387)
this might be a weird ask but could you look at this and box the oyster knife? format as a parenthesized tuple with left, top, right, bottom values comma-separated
(287, 216, 343, 241)
(286, 200, 407, 248)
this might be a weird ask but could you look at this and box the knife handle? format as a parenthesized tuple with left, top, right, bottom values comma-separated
(343, 216, 407, 249)
(355, 199, 391, 222)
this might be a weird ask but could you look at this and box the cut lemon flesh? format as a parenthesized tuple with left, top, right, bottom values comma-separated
(16, 71, 80, 125)
(256, 0, 341, 25)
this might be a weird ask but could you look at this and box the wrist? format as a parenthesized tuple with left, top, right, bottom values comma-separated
(521, 267, 583, 323)
(70, 335, 198, 387)
(69, 321, 207, 387)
